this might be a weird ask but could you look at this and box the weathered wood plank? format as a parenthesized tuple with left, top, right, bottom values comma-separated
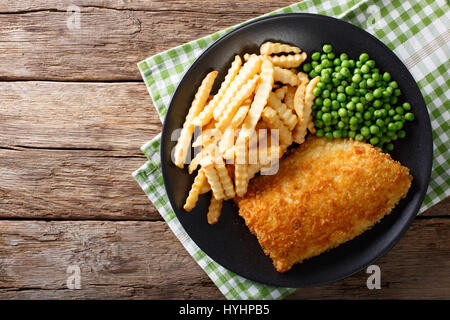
(0, 82, 159, 153)
(0, 1, 298, 81)
(0, 148, 160, 220)
(0, 218, 448, 299)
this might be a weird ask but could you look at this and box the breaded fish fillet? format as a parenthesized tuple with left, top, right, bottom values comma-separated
(236, 137, 412, 273)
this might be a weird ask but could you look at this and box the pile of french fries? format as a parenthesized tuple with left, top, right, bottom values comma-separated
(173, 41, 320, 224)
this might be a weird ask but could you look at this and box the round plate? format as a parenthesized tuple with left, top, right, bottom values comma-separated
(161, 13, 432, 287)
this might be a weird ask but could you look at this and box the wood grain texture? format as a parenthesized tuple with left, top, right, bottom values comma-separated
(0, 148, 160, 220)
(0, 0, 297, 81)
(0, 82, 159, 153)
(0, 218, 448, 299)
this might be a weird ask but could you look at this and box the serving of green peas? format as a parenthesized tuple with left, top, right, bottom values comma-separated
(303, 44, 415, 152)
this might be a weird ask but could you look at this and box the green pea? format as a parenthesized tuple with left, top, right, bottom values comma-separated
(323, 44, 333, 53)
(337, 93, 347, 102)
(365, 92, 374, 102)
(356, 103, 364, 112)
(331, 100, 340, 109)
(340, 67, 350, 77)
(311, 61, 319, 68)
(303, 63, 312, 72)
(309, 70, 318, 78)
(373, 99, 382, 108)
(337, 121, 345, 129)
(370, 136, 379, 145)
(346, 101, 355, 110)
(376, 119, 385, 127)
(352, 74, 362, 83)
(333, 58, 341, 66)
(348, 130, 356, 138)
(366, 60, 376, 68)
(388, 122, 397, 131)
(382, 72, 391, 81)
(372, 73, 380, 81)
(323, 98, 332, 107)
(359, 53, 369, 62)
(395, 121, 404, 130)
(402, 102, 411, 111)
(394, 88, 402, 96)
(359, 80, 367, 89)
(337, 85, 345, 93)
(321, 59, 331, 68)
(316, 129, 324, 137)
(322, 112, 332, 124)
(314, 65, 323, 73)
(345, 86, 355, 95)
(322, 106, 330, 113)
(333, 130, 342, 138)
(313, 87, 321, 96)
(373, 88, 383, 98)
(366, 78, 375, 87)
(356, 61, 362, 68)
(355, 133, 364, 141)
(370, 125, 380, 134)
(395, 106, 405, 115)
(405, 112, 415, 121)
(364, 111, 372, 120)
(341, 60, 351, 68)
(340, 53, 349, 61)
(311, 52, 321, 61)
(331, 111, 339, 119)
(327, 52, 335, 59)
(390, 96, 398, 104)
(321, 54, 328, 60)
(325, 132, 333, 140)
(338, 108, 348, 118)
(361, 65, 370, 74)
(361, 126, 370, 136)
(389, 81, 398, 89)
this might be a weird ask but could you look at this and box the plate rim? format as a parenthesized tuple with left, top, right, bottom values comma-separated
(160, 12, 433, 287)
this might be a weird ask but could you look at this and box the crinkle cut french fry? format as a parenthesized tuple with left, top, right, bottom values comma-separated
(231, 105, 249, 128)
(234, 137, 248, 197)
(200, 180, 211, 194)
(216, 75, 260, 131)
(193, 56, 242, 126)
(218, 127, 235, 156)
(273, 67, 300, 86)
(214, 156, 235, 199)
(293, 76, 320, 144)
(213, 55, 262, 120)
(261, 106, 293, 149)
(293, 80, 308, 119)
(260, 42, 301, 55)
(273, 86, 288, 101)
(207, 197, 223, 225)
(297, 71, 309, 83)
(268, 52, 307, 69)
(174, 70, 218, 168)
(201, 157, 226, 200)
(268, 92, 297, 131)
(183, 169, 207, 211)
(284, 85, 296, 110)
(238, 58, 274, 141)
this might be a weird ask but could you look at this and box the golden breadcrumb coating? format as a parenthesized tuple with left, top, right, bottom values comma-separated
(236, 137, 412, 273)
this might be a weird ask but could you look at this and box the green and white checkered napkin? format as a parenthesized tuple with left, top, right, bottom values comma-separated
(133, 0, 450, 299)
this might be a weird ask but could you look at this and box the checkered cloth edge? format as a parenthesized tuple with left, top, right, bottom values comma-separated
(133, 0, 450, 300)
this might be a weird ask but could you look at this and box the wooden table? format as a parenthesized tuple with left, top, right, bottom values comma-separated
(0, 1, 448, 300)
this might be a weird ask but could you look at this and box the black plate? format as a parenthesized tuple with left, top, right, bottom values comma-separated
(161, 13, 432, 287)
